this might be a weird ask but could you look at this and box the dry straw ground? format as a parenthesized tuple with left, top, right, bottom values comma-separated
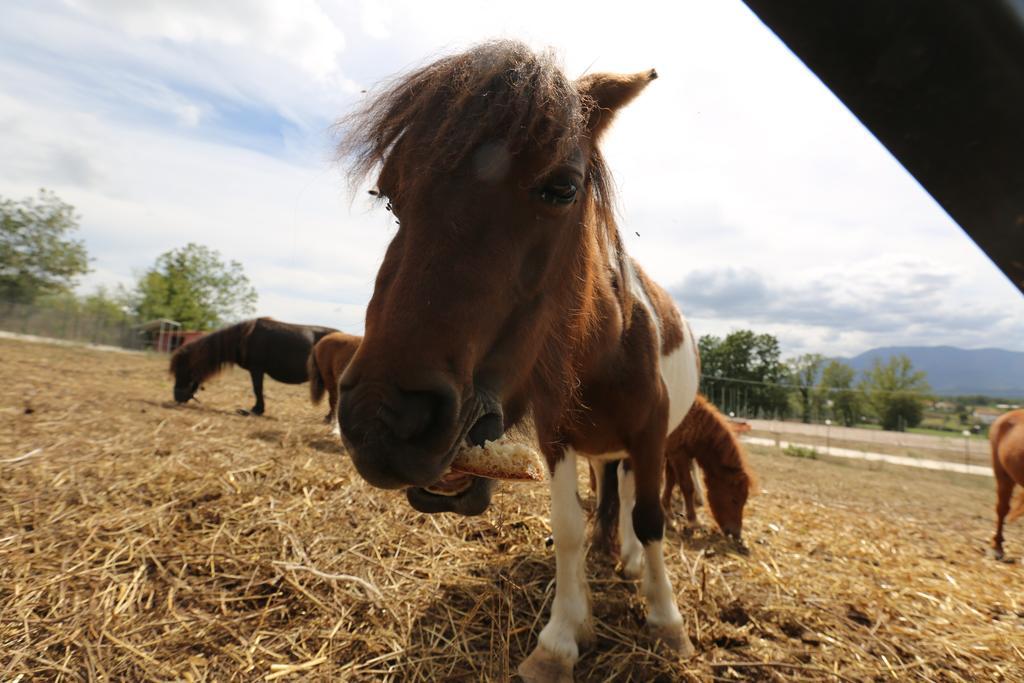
(1, 336, 1022, 681)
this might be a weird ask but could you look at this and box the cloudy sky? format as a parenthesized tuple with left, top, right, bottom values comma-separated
(2, 0, 1021, 357)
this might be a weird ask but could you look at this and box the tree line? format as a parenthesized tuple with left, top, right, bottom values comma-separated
(1, 189, 256, 330)
(700, 331, 932, 431)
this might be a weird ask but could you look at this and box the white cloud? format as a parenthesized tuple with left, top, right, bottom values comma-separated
(175, 103, 201, 127)
(359, 0, 393, 40)
(65, 0, 347, 81)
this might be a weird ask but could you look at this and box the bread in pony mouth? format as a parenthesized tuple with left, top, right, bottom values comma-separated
(422, 436, 545, 496)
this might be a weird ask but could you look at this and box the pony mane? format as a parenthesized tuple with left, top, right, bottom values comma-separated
(337, 40, 616, 226)
(689, 394, 759, 495)
(169, 319, 257, 384)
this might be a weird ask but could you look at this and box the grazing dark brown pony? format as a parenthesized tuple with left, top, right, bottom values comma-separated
(308, 331, 362, 430)
(336, 41, 701, 678)
(170, 317, 337, 415)
(989, 409, 1024, 560)
(661, 394, 756, 539)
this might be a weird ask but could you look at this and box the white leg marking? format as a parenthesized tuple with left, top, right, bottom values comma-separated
(537, 450, 590, 663)
(618, 462, 644, 579)
(642, 541, 684, 630)
(591, 461, 604, 508)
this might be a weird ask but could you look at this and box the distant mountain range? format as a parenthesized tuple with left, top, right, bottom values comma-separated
(839, 346, 1024, 398)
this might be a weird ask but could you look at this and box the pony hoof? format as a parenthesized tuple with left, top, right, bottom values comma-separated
(517, 646, 574, 683)
(648, 622, 695, 657)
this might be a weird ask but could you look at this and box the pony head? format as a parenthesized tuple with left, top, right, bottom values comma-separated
(169, 345, 200, 403)
(704, 465, 756, 540)
(335, 41, 655, 506)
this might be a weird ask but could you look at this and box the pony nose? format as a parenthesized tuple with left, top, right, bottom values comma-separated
(340, 381, 456, 450)
(339, 380, 460, 489)
(378, 390, 439, 441)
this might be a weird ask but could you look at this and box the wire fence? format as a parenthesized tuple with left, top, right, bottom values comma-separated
(0, 299, 145, 350)
(699, 375, 999, 470)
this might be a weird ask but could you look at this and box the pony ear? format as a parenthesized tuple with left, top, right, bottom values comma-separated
(577, 69, 658, 139)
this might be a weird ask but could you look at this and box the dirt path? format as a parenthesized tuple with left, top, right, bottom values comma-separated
(743, 435, 993, 477)
(748, 417, 990, 459)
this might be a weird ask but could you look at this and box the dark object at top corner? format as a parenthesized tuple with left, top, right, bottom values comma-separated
(743, 0, 1024, 294)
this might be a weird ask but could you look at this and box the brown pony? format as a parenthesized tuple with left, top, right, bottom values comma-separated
(308, 331, 362, 429)
(337, 41, 701, 678)
(590, 395, 755, 557)
(990, 409, 1024, 560)
(661, 394, 756, 539)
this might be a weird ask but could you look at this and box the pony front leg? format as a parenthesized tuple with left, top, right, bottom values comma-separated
(632, 452, 695, 656)
(519, 450, 592, 683)
(617, 461, 644, 578)
(328, 382, 341, 436)
(249, 369, 265, 416)
(677, 457, 700, 527)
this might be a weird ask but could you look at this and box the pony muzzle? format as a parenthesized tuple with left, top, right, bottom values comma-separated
(173, 381, 199, 404)
(338, 380, 462, 489)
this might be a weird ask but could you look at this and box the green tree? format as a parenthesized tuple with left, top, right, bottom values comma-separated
(130, 243, 257, 330)
(699, 330, 789, 418)
(0, 189, 90, 303)
(787, 353, 825, 423)
(858, 354, 932, 431)
(819, 359, 861, 427)
(81, 286, 133, 324)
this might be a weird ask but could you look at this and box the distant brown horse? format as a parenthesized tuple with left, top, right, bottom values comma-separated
(661, 395, 756, 539)
(170, 317, 337, 415)
(590, 395, 755, 557)
(990, 409, 1024, 560)
(337, 41, 700, 678)
(308, 332, 362, 430)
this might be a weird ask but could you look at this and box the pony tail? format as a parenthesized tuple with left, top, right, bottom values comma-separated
(309, 350, 326, 405)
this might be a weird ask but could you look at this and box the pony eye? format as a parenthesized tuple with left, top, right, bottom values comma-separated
(538, 182, 578, 206)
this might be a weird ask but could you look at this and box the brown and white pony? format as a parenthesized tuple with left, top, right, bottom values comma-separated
(990, 409, 1024, 560)
(336, 42, 700, 678)
(308, 331, 362, 431)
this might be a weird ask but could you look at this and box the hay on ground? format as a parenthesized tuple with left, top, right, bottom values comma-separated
(1, 336, 1021, 681)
